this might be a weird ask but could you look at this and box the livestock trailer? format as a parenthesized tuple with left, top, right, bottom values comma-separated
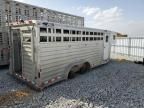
(9, 20, 116, 90)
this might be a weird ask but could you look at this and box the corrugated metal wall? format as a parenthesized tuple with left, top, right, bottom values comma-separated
(22, 42, 34, 80)
(39, 42, 104, 82)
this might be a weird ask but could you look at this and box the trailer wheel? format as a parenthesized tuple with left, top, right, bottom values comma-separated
(79, 62, 90, 74)
(68, 71, 76, 79)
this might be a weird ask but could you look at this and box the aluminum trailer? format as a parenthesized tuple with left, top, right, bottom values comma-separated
(9, 20, 116, 90)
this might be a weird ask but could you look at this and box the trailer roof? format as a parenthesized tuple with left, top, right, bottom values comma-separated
(10, 20, 115, 33)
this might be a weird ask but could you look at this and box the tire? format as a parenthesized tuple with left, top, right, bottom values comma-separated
(79, 63, 90, 74)
(68, 71, 76, 79)
(79, 64, 87, 74)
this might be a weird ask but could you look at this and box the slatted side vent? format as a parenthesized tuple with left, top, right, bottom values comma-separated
(0, 32, 2, 44)
(0, 11, 1, 27)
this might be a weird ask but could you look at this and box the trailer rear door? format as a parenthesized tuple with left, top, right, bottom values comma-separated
(11, 29, 22, 74)
(10, 26, 36, 81)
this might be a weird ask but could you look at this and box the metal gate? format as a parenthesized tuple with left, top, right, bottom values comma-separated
(111, 37, 144, 61)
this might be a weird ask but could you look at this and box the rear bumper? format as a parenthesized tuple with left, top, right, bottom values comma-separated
(10, 72, 65, 91)
(10, 73, 43, 91)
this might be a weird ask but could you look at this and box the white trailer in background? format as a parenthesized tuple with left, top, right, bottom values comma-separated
(9, 20, 116, 90)
(0, 0, 84, 66)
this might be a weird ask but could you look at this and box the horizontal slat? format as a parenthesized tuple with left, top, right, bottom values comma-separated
(23, 42, 31, 45)
(40, 60, 102, 82)
(40, 55, 102, 68)
(23, 59, 32, 65)
(40, 55, 101, 66)
(41, 68, 64, 77)
(23, 52, 32, 56)
(22, 42, 33, 79)
(23, 56, 32, 61)
(23, 45, 32, 49)
(39, 45, 102, 57)
(40, 54, 102, 68)
(40, 41, 103, 47)
(41, 60, 101, 74)
(40, 55, 102, 70)
(23, 48, 32, 52)
(40, 48, 101, 60)
(23, 53, 32, 57)
(23, 67, 33, 73)
(23, 64, 33, 70)
(41, 72, 63, 82)
(40, 50, 102, 64)
(39, 43, 103, 52)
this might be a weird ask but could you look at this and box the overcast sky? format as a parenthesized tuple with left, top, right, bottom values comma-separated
(15, 0, 144, 35)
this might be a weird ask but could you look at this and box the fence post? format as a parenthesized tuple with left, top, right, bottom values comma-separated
(128, 38, 131, 57)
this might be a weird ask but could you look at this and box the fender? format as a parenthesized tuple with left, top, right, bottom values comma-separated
(63, 59, 91, 79)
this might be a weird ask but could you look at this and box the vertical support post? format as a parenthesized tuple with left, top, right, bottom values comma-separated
(128, 37, 131, 57)
(7, 4, 12, 74)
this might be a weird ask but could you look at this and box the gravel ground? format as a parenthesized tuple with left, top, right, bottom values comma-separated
(0, 60, 144, 108)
